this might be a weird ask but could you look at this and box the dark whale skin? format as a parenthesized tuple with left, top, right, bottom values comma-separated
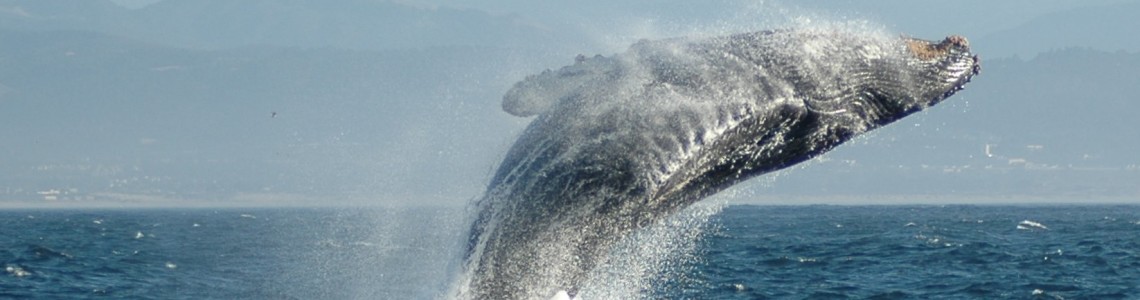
(458, 28, 980, 299)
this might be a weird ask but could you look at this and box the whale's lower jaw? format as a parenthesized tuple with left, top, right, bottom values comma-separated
(459, 27, 979, 299)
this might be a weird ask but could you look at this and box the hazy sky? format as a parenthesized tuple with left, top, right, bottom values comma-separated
(4, 0, 1139, 206)
(101, 0, 1140, 57)
(108, 0, 160, 9)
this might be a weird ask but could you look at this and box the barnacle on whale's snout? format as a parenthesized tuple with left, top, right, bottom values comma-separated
(906, 35, 971, 60)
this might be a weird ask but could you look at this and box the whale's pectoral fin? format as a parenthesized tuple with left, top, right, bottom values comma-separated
(502, 54, 620, 117)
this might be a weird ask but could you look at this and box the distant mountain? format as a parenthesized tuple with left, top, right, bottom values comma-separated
(961, 49, 1140, 162)
(976, 2, 1140, 58)
(133, 0, 573, 49)
(0, 0, 578, 50)
(6, 0, 1136, 56)
(0, 0, 130, 32)
(396, 0, 1136, 55)
(0, 29, 534, 200)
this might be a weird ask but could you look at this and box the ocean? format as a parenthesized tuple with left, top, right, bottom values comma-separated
(2, 205, 1138, 299)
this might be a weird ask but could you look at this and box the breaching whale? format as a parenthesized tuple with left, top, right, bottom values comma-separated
(458, 28, 980, 299)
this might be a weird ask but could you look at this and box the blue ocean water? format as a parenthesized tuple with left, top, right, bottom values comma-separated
(676, 205, 1140, 299)
(0, 207, 467, 299)
(2, 205, 1138, 299)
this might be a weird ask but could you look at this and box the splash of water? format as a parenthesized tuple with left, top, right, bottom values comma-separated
(579, 202, 723, 299)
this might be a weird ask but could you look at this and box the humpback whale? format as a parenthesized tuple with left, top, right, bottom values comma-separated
(459, 28, 980, 299)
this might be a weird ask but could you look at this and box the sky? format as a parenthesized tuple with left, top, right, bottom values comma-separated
(3, 0, 1139, 207)
(97, 0, 1140, 60)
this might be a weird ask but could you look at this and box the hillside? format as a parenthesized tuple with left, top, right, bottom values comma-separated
(976, 2, 1140, 58)
(0, 30, 532, 201)
(0, 0, 577, 50)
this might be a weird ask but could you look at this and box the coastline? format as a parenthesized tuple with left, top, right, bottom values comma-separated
(3, 194, 1137, 210)
(728, 194, 1140, 206)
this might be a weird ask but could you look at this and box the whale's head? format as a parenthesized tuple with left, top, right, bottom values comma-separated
(790, 32, 979, 129)
(862, 35, 980, 124)
(899, 35, 979, 108)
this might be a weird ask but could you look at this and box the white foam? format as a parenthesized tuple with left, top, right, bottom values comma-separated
(549, 290, 575, 300)
(577, 202, 723, 300)
(5, 265, 31, 277)
(1017, 220, 1048, 230)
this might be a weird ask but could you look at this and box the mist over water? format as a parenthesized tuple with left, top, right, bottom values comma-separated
(448, 202, 725, 299)
(577, 203, 723, 299)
